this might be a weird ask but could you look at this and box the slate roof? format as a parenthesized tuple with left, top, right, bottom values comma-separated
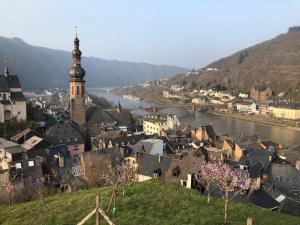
(93, 129, 144, 150)
(269, 164, 300, 200)
(248, 189, 279, 210)
(86, 106, 134, 127)
(248, 162, 264, 178)
(0, 76, 9, 92)
(5, 145, 26, 154)
(5, 75, 21, 89)
(10, 92, 26, 101)
(270, 102, 300, 109)
(137, 149, 206, 181)
(0, 74, 21, 91)
(239, 148, 275, 173)
(0, 137, 19, 149)
(11, 128, 41, 144)
(45, 122, 84, 145)
(137, 153, 173, 178)
(25, 144, 68, 160)
(280, 197, 300, 216)
(278, 145, 300, 164)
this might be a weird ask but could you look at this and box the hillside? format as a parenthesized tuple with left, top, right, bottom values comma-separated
(170, 27, 300, 100)
(0, 180, 299, 225)
(0, 36, 187, 89)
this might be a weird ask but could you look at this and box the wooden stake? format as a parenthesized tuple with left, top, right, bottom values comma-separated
(96, 196, 100, 225)
(247, 217, 253, 225)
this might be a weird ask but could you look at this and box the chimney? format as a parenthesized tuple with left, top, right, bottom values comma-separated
(59, 155, 64, 168)
(296, 160, 300, 171)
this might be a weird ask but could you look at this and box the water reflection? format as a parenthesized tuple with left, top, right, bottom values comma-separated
(88, 88, 300, 146)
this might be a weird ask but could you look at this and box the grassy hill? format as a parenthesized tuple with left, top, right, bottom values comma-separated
(0, 180, 299, 225)
(0, 36, 187, 89)
(170, 26, 300, 100)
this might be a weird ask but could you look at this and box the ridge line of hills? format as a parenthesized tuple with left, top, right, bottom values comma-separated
(0, 36, 188, 90)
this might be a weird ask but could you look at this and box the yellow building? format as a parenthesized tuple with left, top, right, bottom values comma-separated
(271, 103, 300, 120)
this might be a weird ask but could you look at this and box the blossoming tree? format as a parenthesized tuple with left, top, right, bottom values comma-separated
(198, 161, 252, 224)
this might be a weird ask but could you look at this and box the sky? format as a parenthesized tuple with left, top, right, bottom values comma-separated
(0, 0, 300, 68)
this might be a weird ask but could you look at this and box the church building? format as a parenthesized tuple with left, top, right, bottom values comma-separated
(250, 80, 272, 102)
(0, 61, 27, 122)
(68, 34, 86, 130)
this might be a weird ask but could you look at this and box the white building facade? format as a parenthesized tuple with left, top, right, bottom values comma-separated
(0, 64, 27, 122)
(143, 114, 181, 135)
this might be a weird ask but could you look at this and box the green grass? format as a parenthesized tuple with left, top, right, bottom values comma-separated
(0, 180, 299, 225)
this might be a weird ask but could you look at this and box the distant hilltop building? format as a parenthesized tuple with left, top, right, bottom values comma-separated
(0, 61, 26, 122)
(288, 25, 300, 33)
(250, 80, 272, 102)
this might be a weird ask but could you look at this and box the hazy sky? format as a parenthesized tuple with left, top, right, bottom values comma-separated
(1, 0, 300, 68)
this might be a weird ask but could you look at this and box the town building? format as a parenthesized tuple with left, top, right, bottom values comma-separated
(270, 102, 300, 120)
(68, 34, 86, 130)
(236, 102, 258, 114)
(163, 90, 179, 99)
(192, 96, 208, 105)
(250, 80, 272, 102)
(45, 122, 85, 157)
(0, 61, 27, 122)
(191, 125, 217, 142)
(239, 93, 249, 98)
(0, 137, 24, 170)
(143, 114, 181, 135)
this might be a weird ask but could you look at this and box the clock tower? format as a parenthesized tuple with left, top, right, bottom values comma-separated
(68, 34, 86, 130)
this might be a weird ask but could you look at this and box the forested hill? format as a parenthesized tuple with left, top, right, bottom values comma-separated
(0, 36, 187, 89)
(170, 26, 300, 100)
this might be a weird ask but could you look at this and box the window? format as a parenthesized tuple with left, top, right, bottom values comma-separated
(15, 163, 22, 169)
(73, 145, 80, 151)
(28, 160, 35, 167)
(82, 85, 85, 96)
(3, 93, 6, 100)
(172, 166, 180, 177)
(71, 86, 74, 96)
(76, 86, 80, 95)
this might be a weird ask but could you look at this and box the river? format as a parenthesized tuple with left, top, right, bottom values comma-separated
(88, 88, 300, 146)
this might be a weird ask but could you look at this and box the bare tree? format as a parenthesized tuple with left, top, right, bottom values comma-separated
(81, 154, 114, 187)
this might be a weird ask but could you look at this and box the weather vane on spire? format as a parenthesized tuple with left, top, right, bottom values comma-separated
(75, 26, 78, 37)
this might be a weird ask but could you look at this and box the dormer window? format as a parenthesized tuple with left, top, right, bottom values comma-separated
(153, 168, 162, 178)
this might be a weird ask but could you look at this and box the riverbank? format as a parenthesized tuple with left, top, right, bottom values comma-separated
(111, 86, 300, 131)
(208, 110, 300, 131)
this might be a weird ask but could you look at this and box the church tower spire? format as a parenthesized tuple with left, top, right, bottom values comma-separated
(69, 33, 86, 130)
(4, 59, 9, 77)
